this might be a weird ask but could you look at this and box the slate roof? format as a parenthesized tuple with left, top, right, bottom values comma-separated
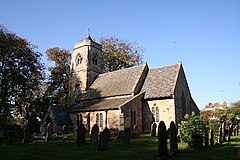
(76, 63, 147, 101)
(141, 63, 181, 99)
(70, 96, 132, 112)
(44, 105, 72, 126)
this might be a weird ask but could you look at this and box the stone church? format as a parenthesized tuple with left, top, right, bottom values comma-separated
(43, 35, 199, 133)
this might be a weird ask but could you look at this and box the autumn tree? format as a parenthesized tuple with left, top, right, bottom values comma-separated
(0, 25, 44, 123)
(46, 47, 71, 107)
(100, 36, 144, 72)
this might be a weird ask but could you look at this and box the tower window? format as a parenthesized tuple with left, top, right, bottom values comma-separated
(96, 113, 99, 125)
(93, 54, 98, 65)
(76, 54, 83, 65)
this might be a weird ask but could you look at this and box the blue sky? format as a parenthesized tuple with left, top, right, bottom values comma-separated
(1, 0, 240, 109)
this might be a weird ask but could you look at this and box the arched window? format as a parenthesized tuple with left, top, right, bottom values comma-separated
(93, 54, 98, 65)
(96, 113, 99, 125)
(100, 113, 103, 127)
(131, 110, 136, 126)
(156, 106, 159, 122)
(152, 107, 156, 120)
(76, 54, 83, 65)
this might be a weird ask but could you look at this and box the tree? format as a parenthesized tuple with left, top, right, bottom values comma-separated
(46, 47, 71, 107)
(179, 113, 208, 148)
(0, 25, 44, 123)
(100, 36, 144, 72)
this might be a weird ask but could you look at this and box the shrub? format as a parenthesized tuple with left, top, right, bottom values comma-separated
(179, 112, 209, 148)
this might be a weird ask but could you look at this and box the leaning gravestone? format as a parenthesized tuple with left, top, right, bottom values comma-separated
(22, 124, 32, 144)
(45, 123, 53, 142)
(169, 121, 178, 155)
(151, 122, 157, 137)
(76, 123, 86, 144)
(90, 124, 99, 144)
(210, 130, 214, 146)
(157, 121, 168, 159)
(123, 127, 131, 145)
(97, 127, 110, 151)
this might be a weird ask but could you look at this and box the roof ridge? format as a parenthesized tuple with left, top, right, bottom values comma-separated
(149, 62, 181, 70)
(98, 63, 145, 76)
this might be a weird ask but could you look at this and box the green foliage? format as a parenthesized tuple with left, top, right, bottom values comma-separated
(100, 36, 144, 72)
(0, 24, 44, 122)
(46, 47, 71, 107)
(179, 113, 209, 148)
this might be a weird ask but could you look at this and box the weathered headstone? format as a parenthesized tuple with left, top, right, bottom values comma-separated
(45, 123, 53, 142)
(22, 124, 32, 144)
(123, 127, 131, 145)
(169, 121, 178, 155)
(218, 126, 222, 144)
(157, 121, 168, 159)
(97, 127, 110, 151)
(117, 130, 124, 140)
(76, 123, 86, 144)
(210, 130, 214, 146)
(151, 122, 157, 137)
(90, 124, 99, 144)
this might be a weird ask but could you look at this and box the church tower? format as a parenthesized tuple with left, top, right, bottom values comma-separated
(69, 35, 103, 104)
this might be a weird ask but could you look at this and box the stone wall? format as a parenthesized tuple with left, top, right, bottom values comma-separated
(121, 94, 144, 132)
(142, 99, 175, 133)
(174, 65, 200, 126)
(69, 109, 122, 133)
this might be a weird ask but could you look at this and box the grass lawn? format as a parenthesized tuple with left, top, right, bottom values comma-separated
(0, 134, 239, 160)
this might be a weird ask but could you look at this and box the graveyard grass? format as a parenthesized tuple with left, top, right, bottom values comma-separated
(1, 134, 240, 160)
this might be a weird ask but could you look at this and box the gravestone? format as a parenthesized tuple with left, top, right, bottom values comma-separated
(169, 121, 178, 155)
(151, 123, 157, 137)
(97, 127, 110, 151)
(45, 123, 53, 142)
(123, 128, 131, 145)
(117, 130, 124, 140)
(157, 121, 168, 159)
(210, 130, 214, 146)
(22, 124, 32, 144)
(218, 126, 222, 144)
(90, 124, 99, 144)
(62, 125, 67, 135)
(76, 123, 86, 144)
